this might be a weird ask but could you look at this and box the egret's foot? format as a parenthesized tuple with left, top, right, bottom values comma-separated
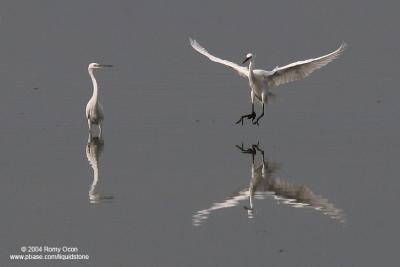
(235, 111, 256, 125)
(248, 111, 256, 121)
(235, 117, 243, 125)
(244, 206, 253, 211)
(252, 114, 264, 126)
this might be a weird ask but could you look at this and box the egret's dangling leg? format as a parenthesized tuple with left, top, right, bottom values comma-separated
(99, 123, 103, 139)
(88, 119, 92, 138)
(236, 90, 256, 125)
(253, 93, 267, 125)
(87, 133, 92, 145)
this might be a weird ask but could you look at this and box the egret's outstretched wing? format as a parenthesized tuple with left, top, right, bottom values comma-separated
(267, 43, 347, 87)
(190, 38, 249, 78)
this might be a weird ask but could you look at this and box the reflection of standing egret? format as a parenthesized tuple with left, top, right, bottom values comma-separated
(192, 143, 344, 226)
(86, 63, 112, 138)
(86, 136, 113, 203)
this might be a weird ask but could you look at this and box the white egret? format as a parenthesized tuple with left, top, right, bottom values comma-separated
(86, 63, 112, 137)
(190, 38, 347, 125)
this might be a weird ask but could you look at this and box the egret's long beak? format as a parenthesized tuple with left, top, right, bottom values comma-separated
(99, 64, 113, 68)
(242, 57, 251, 64)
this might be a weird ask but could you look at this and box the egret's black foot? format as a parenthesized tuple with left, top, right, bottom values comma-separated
(235, 111, 256, 125)
(249, 111, 256, 121)
(252, 114, 264, 126)
(235, 118, 243, 125)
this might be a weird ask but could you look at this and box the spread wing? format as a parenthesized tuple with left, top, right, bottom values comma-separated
(267, 42, 347, 87)
(190, 38, 249, 78)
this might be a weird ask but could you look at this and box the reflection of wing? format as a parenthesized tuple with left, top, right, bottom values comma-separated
(190, 38, 249, 78)
(193, 176, 344, 226)
(266, 43, 347, 87)
(268, 178, 345, 223)
(193, 189, 249, 227)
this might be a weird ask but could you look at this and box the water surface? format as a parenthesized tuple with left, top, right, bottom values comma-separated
(0, 1, 399, 266)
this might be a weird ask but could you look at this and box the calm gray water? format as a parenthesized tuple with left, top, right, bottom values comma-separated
(1, 1, 399, 266)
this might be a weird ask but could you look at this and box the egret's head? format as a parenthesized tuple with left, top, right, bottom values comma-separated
(88, 62, 113, 71)
(242, 53, 253, 64)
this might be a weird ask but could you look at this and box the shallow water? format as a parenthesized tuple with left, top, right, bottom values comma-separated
(1, 1, 399, 266)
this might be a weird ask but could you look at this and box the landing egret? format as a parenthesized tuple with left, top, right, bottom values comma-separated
(190, 38, 347, 125)
(86, 63, 112, 137)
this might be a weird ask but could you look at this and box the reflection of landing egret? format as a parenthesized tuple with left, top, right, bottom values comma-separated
(86, 63, 112, 138)
(86, 136, 114, 203)
(236, 143, 274, 218)
(190, 38, 346, 125)
(192, 143, 344, 226)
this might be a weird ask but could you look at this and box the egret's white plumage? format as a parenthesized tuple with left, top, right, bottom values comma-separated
(86, 63, 112, 137)
(189, 38, 347, 125)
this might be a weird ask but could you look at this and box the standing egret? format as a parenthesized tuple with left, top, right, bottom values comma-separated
(190, 38, 347, 125)
(86, 63, 112, 137)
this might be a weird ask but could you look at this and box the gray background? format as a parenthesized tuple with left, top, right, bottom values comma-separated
(0, 0, 399, 266)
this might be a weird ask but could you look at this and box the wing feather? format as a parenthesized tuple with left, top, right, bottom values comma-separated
(190, 38, 249, 78)
(267, 43, 347, 87)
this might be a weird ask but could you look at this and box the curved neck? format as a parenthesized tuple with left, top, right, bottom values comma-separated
(249, 59, 255, 73)
(88, 69, 98, 100)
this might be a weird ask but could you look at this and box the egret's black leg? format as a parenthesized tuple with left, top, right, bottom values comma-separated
(253, 102, 265, 126)
(236, 103, 256, 125)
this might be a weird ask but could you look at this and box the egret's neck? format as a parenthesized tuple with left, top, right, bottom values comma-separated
(88, 69, 98, 100)
(248, 59, 255, 76)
